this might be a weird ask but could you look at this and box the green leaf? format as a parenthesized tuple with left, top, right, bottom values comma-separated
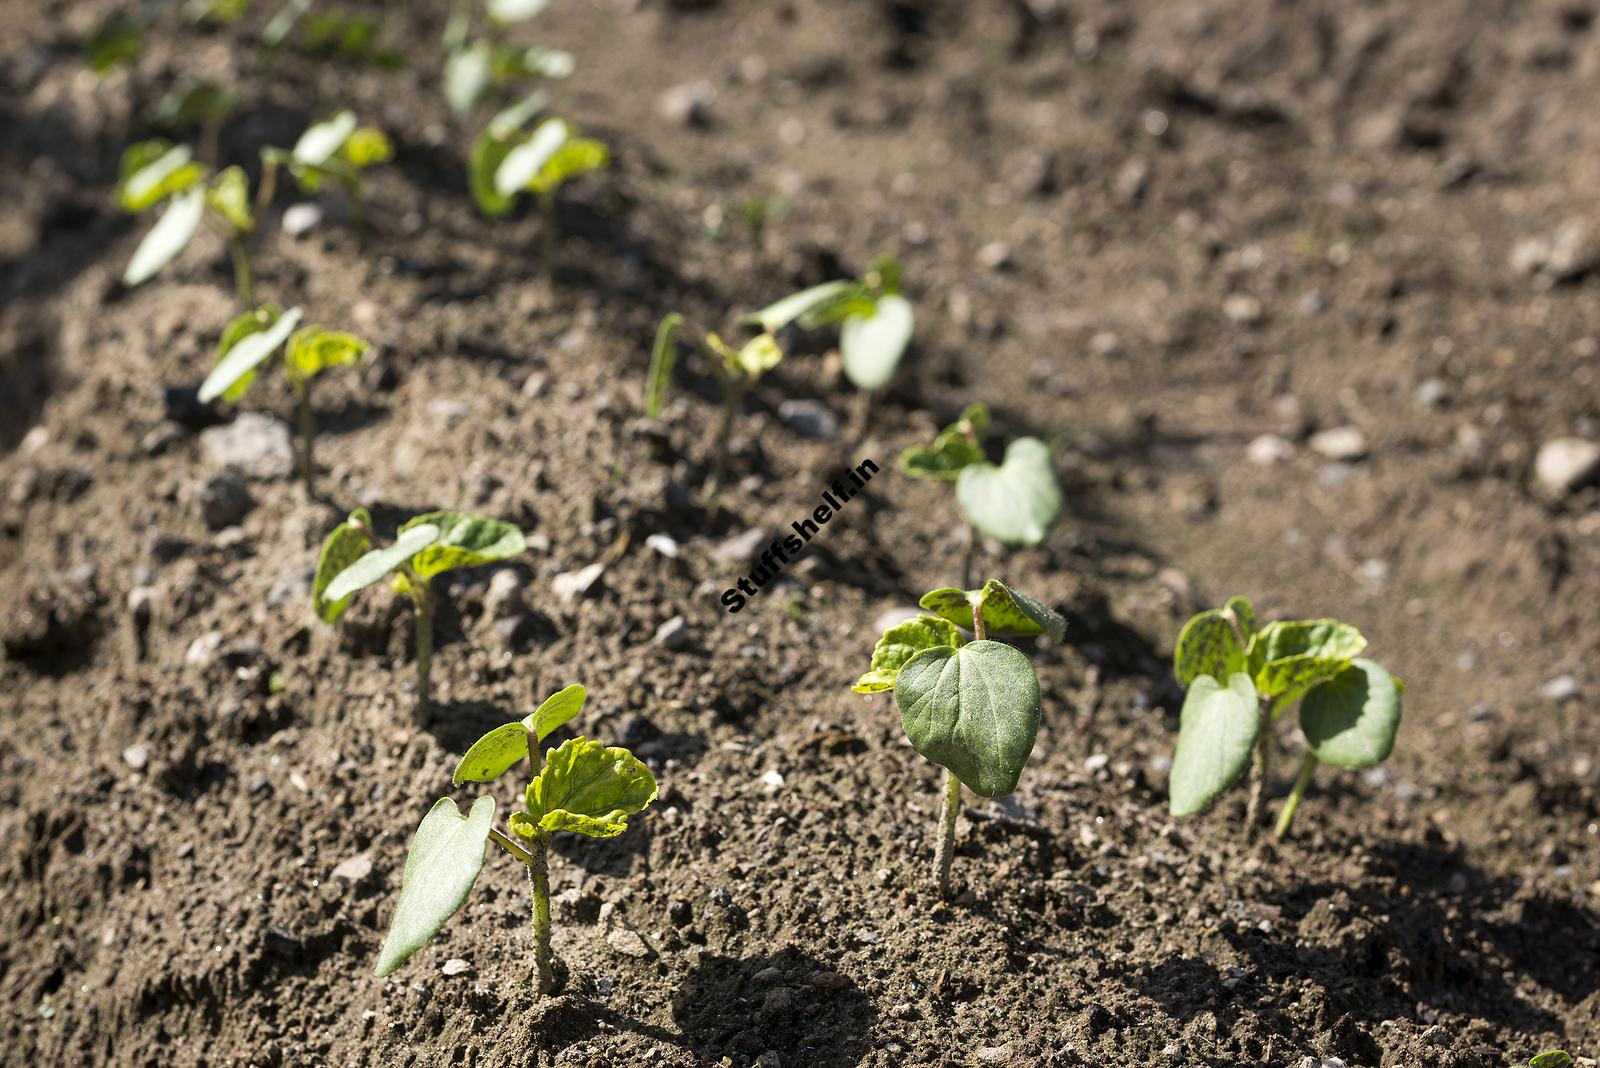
(488, 91, 548, 140)
(1300, 659, 1402, 770)
(206, 166, 254, 233)
(373, 796, 495, 977)
(1250, 620, 1367, 706)
(488, 0, 548, 21)
(853, 615, 964, 693)
(1528, 1053, 1573, 1068)
(313, 507, 374, 623)
(899, 404, 989, 480)
(528, 137, 607, 195)
(1173, 609, 1246, 687)
(841, 293, 913, 390)
(956, 437, 1062, 547)
(340, 127, 393, 168)
(917, 579, 1066, 641)
(198, 306, 303, 404)
(286, 327, 368, 384)
(1169, 672, 1260, 817)
(149, 82, 238, 129)
(118, 142, 207, 213)
(123, 187, 206, 287)
(895, 640, 1041, 798)
(469, 129, 517, 217)
(512, 45, 574, 79)
(645, 313, 681, 419)
(86, 15, 142, 72)
(742, 280, 856, 333)
(209, 305, 279, 404)
(402, 511, 526, 580)
(1224, 595, 1257, 645)
(456, 684, 590, 783)
(444, 44, 492, 117)
(293, 110, 358, 166)
(708, 333, 782, 382)
(865, 255, 902, 295)
(494, 117, 568, 198)
(324, 523, 441, 602)
(521, 738, 657, 839)
(527, 683, 587, 740)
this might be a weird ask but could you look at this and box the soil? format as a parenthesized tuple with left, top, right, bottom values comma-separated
(2, 1, 1598, 1066)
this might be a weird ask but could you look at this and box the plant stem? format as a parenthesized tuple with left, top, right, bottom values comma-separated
(528, 830, 556, 995)
(933, 766, 961, 899)
(255, 159, 279, 220)
(229, 235, 254, 305)
(1275, 752, 1317, 839)
(411, 577, 434, 723)
(294, 381, 315, 498)
(1244, 697, 1275, 839)
(961, 523, 976, 591)
(538, 191, 556, 277)
(488, 827, 537, 866)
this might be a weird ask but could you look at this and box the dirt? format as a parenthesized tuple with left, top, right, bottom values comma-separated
(2, 1, 1598, 1066)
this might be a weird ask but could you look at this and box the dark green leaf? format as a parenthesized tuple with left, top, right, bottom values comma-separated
(403, 512, 526, 580)
(86, 15, 142, 72)
(521, 738, 657, 839)
(1224, 595, 1258, 645)
(1250, 619, 1367, 707)
(1169, 672, 1259, 817)
(323, 523, 441, 602)
(312, 507, 374, 623)
(917, 579, 1066, 641)
(895, 640, 1041, 798)
(853, 614, 963, 693)
(899, 404, 989, 480)
(1300, 659, 1402, 770)
(1173, 609, 1246, 687)
(373, 796, 495, 977)
(206, 166, 254, 233)
(1528, 1053, 1573, 1068)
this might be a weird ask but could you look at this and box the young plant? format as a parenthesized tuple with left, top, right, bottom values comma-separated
(854, 579, 1065, 897)
(645, 312, 784, 495)
(468, 104, 607, 272)
(117, 141, 259, 300)
(259, 110, 393, 228)
(1167, 596, 1404, 839)
(313, 509, 527, 721)
(900, 404, 1062, 583)
(744, 256, 914, 392)
(1524, 1053, 1572, 1068)
(374, 683, 657, 995)
(197, 305, 370, 496)
(441, 0, 573, 118)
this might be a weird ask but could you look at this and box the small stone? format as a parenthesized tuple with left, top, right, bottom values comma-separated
(185, 630, 225, 669)
(122, 744, 150, 771)
(1541, 675, 1579, 701)
(332, 853, 374, 882)
(976, 241, 1012, 270)
(262, 926, 302, 959)
(484, 569, 528, 621)
(1534, 437, 1600, 493)
(266, 570, 314, 610)
(429, 398, 469, 422)
(761, 769, 785, 791)
(1322, 1059, 1349, 1068)
(659, 81, 713, 127)
(713, 527, 768, 563)
(196, 472, 253, 530)
(752, 966, 784, 985)
(891, 1002, 917, 1021)
(976, 1047, 1012, 1063)
(1222, 294, 1263, 325)
(1414, 378, 1450, 409)
(281, 203, 323, 237)
(1247, 433, 1294, 465)
(652, 615, 690, 650)
(646, 533, 679, 559)
(777, 400, 840, 440)
(1308, 426, 1368, 461)
(1084, 753, 1110, 772)
(200, 413, 295, 480)
(552, 562, 605, 603)
(808, 970, 849, 991)
(606, 928, 651, 958)
(493, 614, 534, 649)
(440, 958, 471, 976)
(1115, 158, 1149, 204)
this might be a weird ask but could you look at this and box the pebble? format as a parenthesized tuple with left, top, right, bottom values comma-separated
(1541, 674, 1579, 701)
(976, 1048, 1011, 1064)
(484, 569, 528, 621)
(1308, 426, 1368, 461)
(645, 533, 679, 559)
(808, 970, 849, 991)
(281, 203, 323, 236)
(200, 413, 295, 480)
(1246, 433, 1294, 465)
(1414, 377, 1450, 408)
(606, 928, 651, 958)
(712, 527, 768, 563)
(652, 615, 690, 650)
(185, 630, 225, 669)
(429, 398, 469, 422)
(658, 81, 713, 127)
(1534, 437, 1600, 493)
(440, 959, 472, 976)
(196, 472, 253, 530)
(332, 852, 374, 882)
(760, 769, 785, 791)
(122, 744, 150, 771)
(1509, 219, 1598, 281)
(266, 570, 313, 610)
(1222, 294, 1264, 325)
(976, 241, 1012, 270)
(777, 399, 840, 440)
(552, 562, 605, 603)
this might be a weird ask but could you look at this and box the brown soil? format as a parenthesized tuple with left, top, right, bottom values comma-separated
(2, 1, 1597, 1066)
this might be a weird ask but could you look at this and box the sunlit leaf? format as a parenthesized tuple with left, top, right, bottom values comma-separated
(313, 507, 374, 623)
(1300, 659, 1402, 770)
(841, 293, 913, 390)
(513, 45, 574, 79)
(900, 404, 988, 480)
(206, 166, 254, 233)
(292, 110, 358, 166)
(1169, 672, 1259, 817)
(402, 511, 526, 580)
(209, 304, 285, 404)
(444, 45, 492, 117)
(742, 280, 856, 333)
(118, 142, 206, 213)
(494, 117, 568, 198)
(488, 0, 548, 21)
(526, 684, 586, 741)
(1249, 620, 1367, 707)
(853, 614, 963, 693)
(528, 137, 607, 195)
(521, 737, 657, 839)
(324, 523, 441, 602)
(955, 437, 1062, 546)
(373, 796, 494, 977)
(1173, 609, 1247, 687)
(918, 579, 1065, 641)
(645, 313, 681, 419)
(123, 187, 205, 287)
(198, 306, 303, 404)
(452, 685, 588, 785)
(340, 127, 393, 168)
(895, 640, 1041, 798)
(286, 327, 368, 384)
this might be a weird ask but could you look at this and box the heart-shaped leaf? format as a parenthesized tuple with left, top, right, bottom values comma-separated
(494, 117, 568, 198)
(198, 306, 303, 403)
(1169, 672, 1260, 817)
(339, 127, 392, 168)
(312, 507, 374, 623)
(900, 404, 988, 481)
(841, 293, 913, 390)
(956, 437, 1062, 547)
(449, 684, 589, 785)
(1173, 609, 1246, 687)
(520, 737, 657, 839)
(487, 0, 548, 22)
(1224, 595, 1257, 645)
(402, 511, 526, 580)
(743, 280, 857, 333)
(1249, 620, 1366, 707)
(123, 186, 205, 287)
(324, 522, 441, 602)
(1300, 659, 1401, 770)
(512, 45, 574, 79)
(895, 640, 1041, 798)
(374, 795, 495, 977)
(292, 110, 357, 166)
(853, 614, 964, 693)
(917, 579, 1066, 641)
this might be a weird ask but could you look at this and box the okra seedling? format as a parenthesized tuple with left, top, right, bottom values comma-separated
(854, 579, 1065, 896)
(442, 0, 573, 118)
(116, 141, 259, 300)
(375, 683, 656, 995)
(1168, 596, 1404, 839)
(197, 304, 370, 497)
(468, 103, 607, 272)
(259, 110, 393, 229)
(744, 256, 914, 392)
(313, 509, 526, 721)
(645, 311, 784, 495)
(901, 403, 1062, 583)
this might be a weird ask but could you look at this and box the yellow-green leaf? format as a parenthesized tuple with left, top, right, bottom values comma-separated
(402, 511, 526, 580)
(286, 327, 368, 384)
(205, 166, 254, 233)
(523, 737, 657, 839)
(853, 614, 963, 693)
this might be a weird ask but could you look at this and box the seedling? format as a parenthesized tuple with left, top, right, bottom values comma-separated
(645, 312, 784, 495)
(744, 256, 914, 392)
(468, 102, 607, 272)
(259, 111, 393, 229)
(1524, 1053, 1572, 1068)
(116, 141, 259, 300)
(442, 0, 573, 118)
(854, 579, 1065, 896)
(901, 404, 1062, 583)
(84, 14, 142, 73)
(313, 509, 527, 721)
(196, 305, 370, 496)
(375, 684, 656, 995)
(1167, 596, 1404, 838)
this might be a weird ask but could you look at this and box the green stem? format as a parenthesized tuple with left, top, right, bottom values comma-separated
(933, 767, 961, 898)
(528, 831, 556, 995)
(411, 577, 433, 723)
(1275, 753, 1318, 839)
(255, 159, 279, 221)
(961, 523, 976, 591)
(1245, 697, 1275, 838)
(294, 381, 315, 498)
(229, 235, 253, 305)
(488, 828, 537, 866)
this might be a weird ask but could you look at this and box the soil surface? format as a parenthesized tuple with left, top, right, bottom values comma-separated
(3, 1, 1598, 1066)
